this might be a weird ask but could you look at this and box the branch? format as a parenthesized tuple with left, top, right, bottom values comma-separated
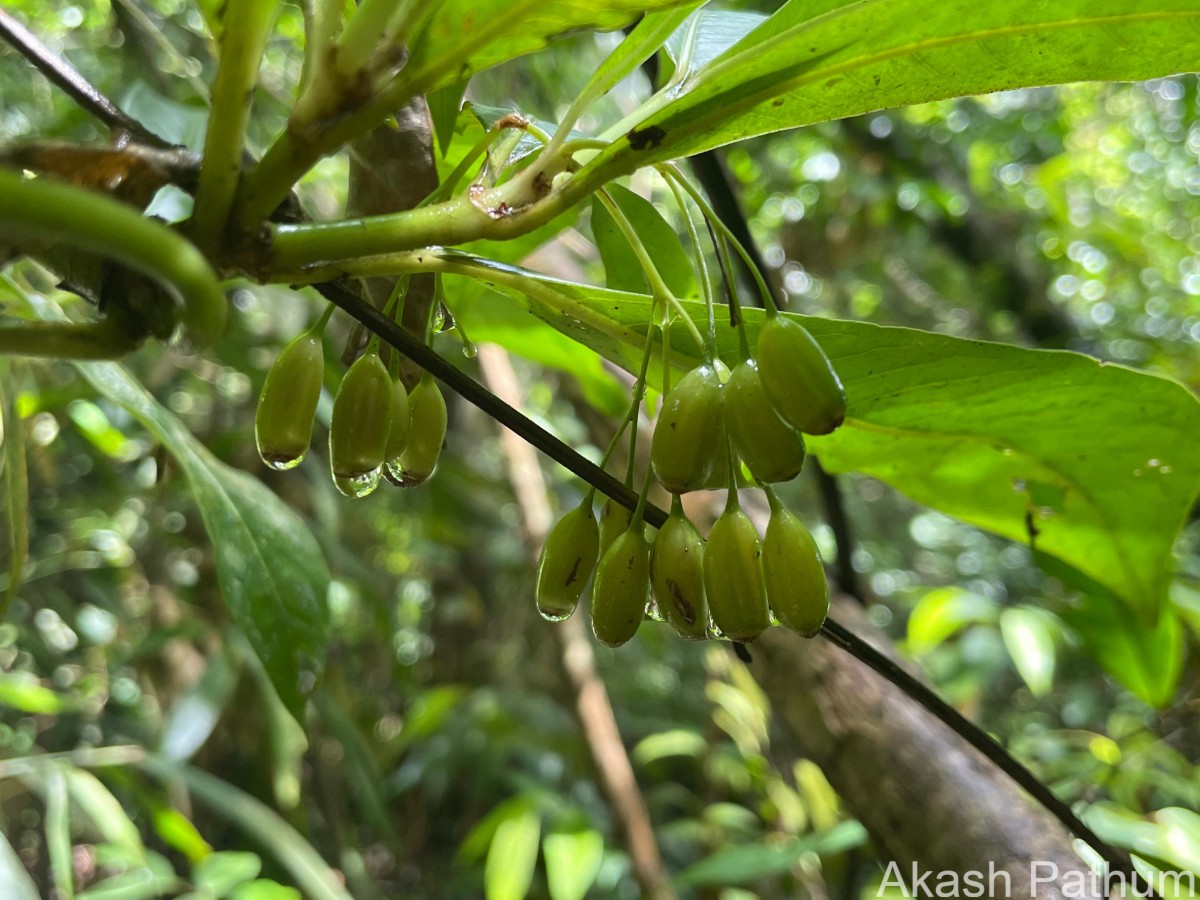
(0, 8, 170, 148)
(312, 278, 1137, 883)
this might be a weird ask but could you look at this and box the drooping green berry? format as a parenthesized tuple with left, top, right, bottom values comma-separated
(649, 498, 708, 640)
(591, 526, 651, 648)
(651, 364, 726, 493)
(703, 495, 770, 642)
(725, 359, 807, 484)
(329, 350, 393, 498)
(762, 497, 828, 637)
(255, 331, 325, 471)
(536, 500, 599, 621)
(755, 316, 846, 435)
(599, 496, 634, 559)
(394, 375, 447, 487)
(381, 378, 412, 486)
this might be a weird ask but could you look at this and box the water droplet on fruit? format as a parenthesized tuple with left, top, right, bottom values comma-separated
(334, 468, 381, 498)
(258, 448, 305, 471)
(538, 608, 572, 623)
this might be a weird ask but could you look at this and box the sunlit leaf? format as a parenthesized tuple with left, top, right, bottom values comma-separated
(543, 830, 604, 900)
(999, 607, 1058, 697)
(906, 587, 996, 653)
(0, 672, 67, 714)
(485, 807, 541, 900)
(632, 729, 708, 765)
(589, 1, 1200, 172)
(44, 766, 74, 900)
(678, 821, 867, 886)
(662, 9, 767, 90)
(194, 851, 262, 896)
(403, 1, 698, 97)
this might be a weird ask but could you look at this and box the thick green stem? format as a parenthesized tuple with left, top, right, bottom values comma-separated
(0, 167, 227, 347)
(299, 0, 342, 96)
(267, 157, 602, 272)
(334, 0, 413, 78)
(190, 0, 279, 250)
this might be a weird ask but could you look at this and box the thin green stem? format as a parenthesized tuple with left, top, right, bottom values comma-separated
(717, 234, 752, 360)
(659, 164, 778, 315)
(596, 189, 706, 353)
(190, 0, 278, 251)
(424, 127, 506, 206)
(312, 302, 336, 334)
(662, 171, 716, 363)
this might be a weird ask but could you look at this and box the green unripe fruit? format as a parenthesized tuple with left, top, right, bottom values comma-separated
(536, 500, 600, 621)
(725, 359, 807, 484)
(703, 498, 770, 642)
(756, 316, 846, 435)
(255, 331, 325, 471)
(651, 364, 726, 493)
(395, 376, 447, 487)
(650, 499, 708, 639)
(591, 527, 651, 648)
(381, 379, 412, 485)
(329, 350, 393, 497)
(599, 496, 634, 559)
(762, 502, 829, 637)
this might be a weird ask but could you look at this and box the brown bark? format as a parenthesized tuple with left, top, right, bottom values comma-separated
(751, 600, 1101, 899)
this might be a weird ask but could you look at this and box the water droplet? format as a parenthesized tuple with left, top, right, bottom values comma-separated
(1160, 465, 1173, 474)
(538, 605, 574, 623)
(258, 449, 305, 471)
(431, 305, 446, 333)
(384, 459, 431, 488)
(644, 600, 665, 622)
(1148, 458, 1162, 467)
(334, 468, 382, 498)
(461, 338, 478, 359)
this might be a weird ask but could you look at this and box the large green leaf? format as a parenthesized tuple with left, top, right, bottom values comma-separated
(591, 183, 698, 298)
(23, 293, 329, 717)
(403, 1, 697, 97)
(588, 1, 1200, 172)
(430, 253, 1200, 622)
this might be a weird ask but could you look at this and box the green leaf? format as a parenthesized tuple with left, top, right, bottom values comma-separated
(403, 1, 698, 97)
(0, 671, 66, 714)
(76, 353, 330, 717)
(231, 881, 301, 900)
(999, 607, 1057, 697)
(0, 359, 28, 617)
(44, 766, 75, 900)
(77, 870, 181, 900)
(1060, 564, 1184, 708)
(906, 587, 996, 653)
(194, 852, 262, 896)
(662, 9, 767, 88)
(138, 756, 353, 900)
(434, 253, 1200, 621)
(543, 831, 604, 900)
(66, 769, 147, 862)
(0, 830, 39, 900)
(590, 0, 1200, 172)
(9, 278, 333, 719)
(632, 729, 708, 765)
(591, 183, 698, 298)
(678, 821, 867, 886)
(565, 5, 702, 119)
(159, 641, 241, 761)
(485, 808, 541, 900)
(428, 81, 470, 157)
(450, 278, 628, 418)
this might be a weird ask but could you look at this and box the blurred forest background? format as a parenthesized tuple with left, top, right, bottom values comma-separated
(1, 1, 1199, 898)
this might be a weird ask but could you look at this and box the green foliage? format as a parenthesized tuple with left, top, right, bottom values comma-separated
(2, 1, 1200, 897)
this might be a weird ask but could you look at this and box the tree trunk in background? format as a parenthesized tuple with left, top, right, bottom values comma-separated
(750, 601, 1100, 900)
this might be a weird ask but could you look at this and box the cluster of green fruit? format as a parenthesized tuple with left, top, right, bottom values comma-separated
(538, 314, 845, 647)
(254, 323, 448, 498)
